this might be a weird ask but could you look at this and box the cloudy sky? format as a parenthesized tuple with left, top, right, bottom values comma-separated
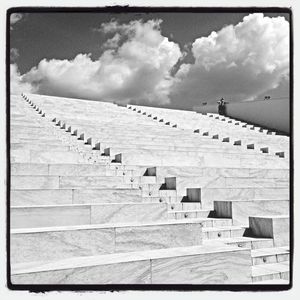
(10, 11, 290, 109)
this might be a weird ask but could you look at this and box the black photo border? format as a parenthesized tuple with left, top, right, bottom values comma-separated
(6, 5, 294, 293)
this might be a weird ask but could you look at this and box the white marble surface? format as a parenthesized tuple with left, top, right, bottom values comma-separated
(11, 243, 251, 284)
(11, 175, 59, 190)
(11, 189, 73, 206)
(11, 163, 48, 175)
(11, 227, 115, 263)
(91, 203, 167, 224)
(73, 188, 142, 203)
(48, 164, 109, 176)
(115, 222, 202, 252)
(151, 249, 251, 284)
(11, 205, 91, 228)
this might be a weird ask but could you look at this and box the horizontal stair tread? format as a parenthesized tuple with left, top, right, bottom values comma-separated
(251, 247, 290, 257)
(203, 225, 245, 232)
(11, 218, 207, 234)
(254, 279, 289, 284)
(216, 236, 274, 244)
(252, 262, 289, 276)
(11, 202, 166, 209)
(11, 243, 247, 275)
(168, 209, 211, 213)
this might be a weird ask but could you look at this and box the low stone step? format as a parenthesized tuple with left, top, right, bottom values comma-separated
(11, 244, 251, 284)
(165, 176, 289, 195)
(11, 150, 86, 164)
(148, 166, 290, 182)
(200, 187, 289, 208)
(202, 226, 246, 240)
(11, 143, 70, 152)
(254, 279, 289, 284)
(11, 163, 150, 177)
(251, 262, 289, 282)
(10, 138, 64, 144)
(217, 237, 275, 250)
(11, 219, 203, 264)
(11, 202, 168, 228)
(214, 200, 289, 225)
(116, 151, 288, 169)
(10, 188, 146, 206)
(251, 247, 289, 265)
(11, 175, 145, 189)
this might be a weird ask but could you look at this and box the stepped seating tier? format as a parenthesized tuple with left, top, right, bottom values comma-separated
(9, 94, 290, 285)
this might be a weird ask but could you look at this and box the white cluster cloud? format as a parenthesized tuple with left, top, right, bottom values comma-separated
(171, 13, 289, 108)
(11, 14, 289, 108)
(13, 19, 182, 105)
(10, 64, 35, 94)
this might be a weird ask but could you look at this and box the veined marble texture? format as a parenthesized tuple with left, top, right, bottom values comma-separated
(11, 149, 31, 163)
(11, 220, 203, 264)
(58, 176, 139, 189)
(91, 203, 167, 224)
(11, 163, 49, 176)
(11, 175, 59, 190)
(116, 152, 204, 167)
(224, 177, 289, 188)
(12, 260, 151, 284)
(201, 187, 289, 201)
(11, 227, 115, 263)
(73, 188, 142, 204)
(11, 205, 91, 228)
(10, 189, 73, 206)
(114, 222, 202, 253)
(11, 202, 168, 228)
(48, 164, 109, 176)
(30, 150, 85, 164)
(11, 143, 69, 152)
(11, 245, 251, 284)
(151, 249, 251, 284)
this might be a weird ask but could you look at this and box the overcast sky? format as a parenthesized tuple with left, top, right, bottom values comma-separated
(10, 10, 290, 109)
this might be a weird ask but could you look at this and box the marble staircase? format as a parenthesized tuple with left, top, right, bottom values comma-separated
(9, 94, 290, 285)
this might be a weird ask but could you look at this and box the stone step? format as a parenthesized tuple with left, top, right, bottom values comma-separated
(168, 209, 211, 220)
(10, 188, 147, 206)
(11, 202, 168, 228)
(11, 175, 150, 189)
(11, 143, 70, 152)
(202, 226, 246, 240)
(115, 152, 288, 168)
(214, 200, 289, 225)
(200, 187, 289, 207)
(10, 138, 64, 144)
(251, 247, 289, 265)
(11, 150, 86, 164)
(11, 163, 151, 176)
(251, 262, 289, 282)
(11, 219, 203, 264)
(254, 279, 289, 284)
(217, 237, 275, 250)
(148, 166, 289, 181)
(165, 177, 289, 195)
(249, 215, 289, 247)
(104, 145, 254, 157)
(11, 244, 251, 284)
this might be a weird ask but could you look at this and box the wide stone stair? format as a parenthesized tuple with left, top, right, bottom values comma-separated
(9, 94, 290, 285)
